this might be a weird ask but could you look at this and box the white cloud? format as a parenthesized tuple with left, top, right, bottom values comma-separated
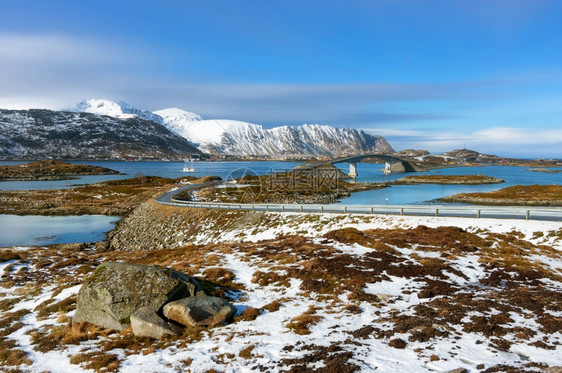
(0, 33, 138, 110)
(361, 128, 424, 137)
(0, 33, 124, 64)
(367, 126, 562, 157)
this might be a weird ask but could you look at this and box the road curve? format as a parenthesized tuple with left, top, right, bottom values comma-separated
(155, 183, 562, 222)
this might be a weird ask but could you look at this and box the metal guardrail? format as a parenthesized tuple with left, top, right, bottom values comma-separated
(156, 183, 562, 221)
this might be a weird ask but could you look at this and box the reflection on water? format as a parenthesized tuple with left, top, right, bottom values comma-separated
(0, 215, 120, 247)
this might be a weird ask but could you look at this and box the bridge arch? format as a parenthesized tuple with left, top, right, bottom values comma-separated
(299, 153, 416, 178)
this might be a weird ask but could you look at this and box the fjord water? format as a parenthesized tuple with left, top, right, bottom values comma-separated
(0, 214, 120, 247)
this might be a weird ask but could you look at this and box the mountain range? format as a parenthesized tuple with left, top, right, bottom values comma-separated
(0, 109, 201, 160)
(0, 99, 393, 160)
(75, 99, 394, 157)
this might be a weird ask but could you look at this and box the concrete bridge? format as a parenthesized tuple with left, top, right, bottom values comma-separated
(299, 153, 417, 178)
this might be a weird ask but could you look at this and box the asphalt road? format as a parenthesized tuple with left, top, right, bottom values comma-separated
(156, 183, 562, 221)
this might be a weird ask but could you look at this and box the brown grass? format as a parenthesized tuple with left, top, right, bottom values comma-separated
(262, 299, 285, 313)
(35, 295, 76, 318)
(203, 267, 236, 286)
(441, 184, 562, 205)
(0, 309, 29, 337)
(0, 160, 120, 181)
(98, 329, 155, 355)
(235, 307, 261, 322)
(30, 322, 113, 352)
(281, 343, 359, 372)
(0, 250, 22, 263)
(343, 304, 362, 314)
(251, 270, 289, 287)
(179, 326, 208, 345)
(70, 351, 120, 372)
(239, 344, 255, 359)
(0, 175, 180, 216)
(286, 308, 322, 335)
(0, 339, 32, 367)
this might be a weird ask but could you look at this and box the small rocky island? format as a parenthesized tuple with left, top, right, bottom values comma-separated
(440, 184, 562, 206)
(392, 174, 504, 185)
(0, 160, 122, 181)
(527, 168, 561, 174)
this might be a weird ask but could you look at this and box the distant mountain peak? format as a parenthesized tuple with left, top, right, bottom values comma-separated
(73, 99, 163, 123)
(153, 107, 202, 122)
(74, 99, 135, 119)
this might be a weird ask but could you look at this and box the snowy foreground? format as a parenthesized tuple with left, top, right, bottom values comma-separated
(1, 213, 561, 372)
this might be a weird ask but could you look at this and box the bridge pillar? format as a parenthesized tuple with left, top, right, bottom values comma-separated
(348, 162, 358, 179)
(384, 162, 392, 174)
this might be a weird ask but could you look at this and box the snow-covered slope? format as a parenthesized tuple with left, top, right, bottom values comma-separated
(0, 109, 201, 160)
(74, 99, 394, 157)
(74, 99, 163, 123)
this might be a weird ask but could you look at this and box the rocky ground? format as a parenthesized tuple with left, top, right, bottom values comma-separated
(440, 185, 562, 207)
(0, 160, 122, 181)
(1, 206, 561, 372)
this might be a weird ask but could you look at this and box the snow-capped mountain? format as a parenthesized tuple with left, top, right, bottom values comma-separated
(74, 99, 163, 123)
(0, 109, 201, 160)
(74, 99, 393, 157)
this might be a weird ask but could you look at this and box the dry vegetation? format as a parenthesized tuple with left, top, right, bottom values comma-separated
(0, 176, 189, 215)
(441, 184, 562, 206)
(1, 222, 560, 371)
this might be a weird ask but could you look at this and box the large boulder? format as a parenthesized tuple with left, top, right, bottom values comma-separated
(131, 307, 183, 339)
(74, 262, 201, 331)
(163, 296, 237, 327)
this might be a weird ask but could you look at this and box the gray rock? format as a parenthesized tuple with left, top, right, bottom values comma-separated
(163, 296, 237, 327)
(375, 293, 392, 303)
(445, 369, 467, 373)
(131, 307, 183, 339)
(544, 368, 562, 373)
(73, 261, 201, 331)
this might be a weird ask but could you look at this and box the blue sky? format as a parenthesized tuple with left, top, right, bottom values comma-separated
(1, 0, 561, 157)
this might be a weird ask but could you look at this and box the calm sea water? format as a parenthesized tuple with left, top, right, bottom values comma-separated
(0, 214, 120, 247)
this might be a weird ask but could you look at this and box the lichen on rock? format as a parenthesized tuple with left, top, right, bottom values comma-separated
(73, 261, 202, 331)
